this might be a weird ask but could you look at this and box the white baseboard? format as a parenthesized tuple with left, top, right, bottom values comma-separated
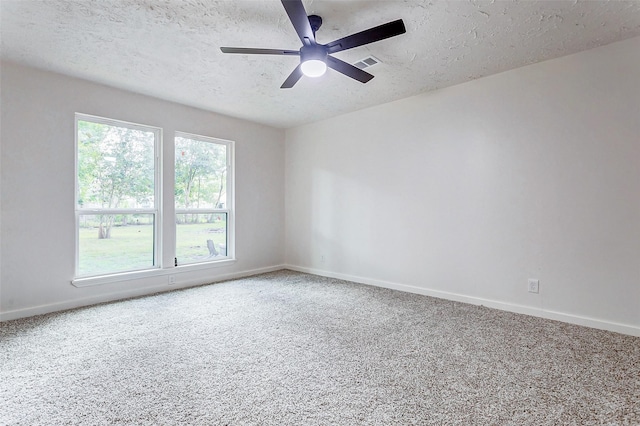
(5, 263, 638, 338)
(0, 264, 285, 322)
(284, 264, 640, 338)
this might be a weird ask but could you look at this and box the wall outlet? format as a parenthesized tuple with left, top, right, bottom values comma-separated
(169, 276, 176, 285)
(528, 279, 539, 294)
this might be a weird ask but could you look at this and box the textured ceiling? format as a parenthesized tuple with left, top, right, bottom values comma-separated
(2, 0, 640, 128)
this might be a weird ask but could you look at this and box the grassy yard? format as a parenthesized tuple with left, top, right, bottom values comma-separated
(78, 220, 227, 277)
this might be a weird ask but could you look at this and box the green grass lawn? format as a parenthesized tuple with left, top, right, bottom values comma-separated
(78, 220, 227, 277)
(176, 220, 227, 264)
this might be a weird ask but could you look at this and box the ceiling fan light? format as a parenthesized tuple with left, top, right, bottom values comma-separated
(301, 59, 327, 77)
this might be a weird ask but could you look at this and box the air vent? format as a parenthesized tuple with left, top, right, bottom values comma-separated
(353, 55, 381, 70)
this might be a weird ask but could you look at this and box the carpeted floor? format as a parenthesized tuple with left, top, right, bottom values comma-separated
(1, 270, 639, 425)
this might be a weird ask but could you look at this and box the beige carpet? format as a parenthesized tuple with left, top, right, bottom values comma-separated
(1, 270, 639, 425)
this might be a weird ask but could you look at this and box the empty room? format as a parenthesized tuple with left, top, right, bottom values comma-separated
(1, 0, 639, 424)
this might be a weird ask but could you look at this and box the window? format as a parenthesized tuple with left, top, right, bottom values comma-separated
(74, 114, 235, 282)
(75, 114, 160, 278)
(175, 132, 233, 265)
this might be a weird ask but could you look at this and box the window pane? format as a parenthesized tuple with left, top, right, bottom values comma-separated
(77, 120, 155, 209)
(175, 136, 227, 210)
(78, 214, 155, 277)
(176, 213, 227, 265)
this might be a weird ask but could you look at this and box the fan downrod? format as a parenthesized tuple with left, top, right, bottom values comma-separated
(308, 15, 322, 34)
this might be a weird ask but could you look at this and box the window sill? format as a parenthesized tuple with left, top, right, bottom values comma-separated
(71, 258, 237, 288)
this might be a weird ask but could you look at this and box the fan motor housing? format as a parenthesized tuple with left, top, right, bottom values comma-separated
(300, 44, 327, 63)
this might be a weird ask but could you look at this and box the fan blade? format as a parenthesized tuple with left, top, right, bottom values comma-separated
(325, 19, 406, 54)
(220, 47, 299, 55)
(281, 64, 304, 89)
(326, 56, 374, 83)
(281, 0, 315, 45)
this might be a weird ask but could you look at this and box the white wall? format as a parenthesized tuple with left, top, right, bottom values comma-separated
(285, 36, 640, 336)
(0, 62, 285, 319)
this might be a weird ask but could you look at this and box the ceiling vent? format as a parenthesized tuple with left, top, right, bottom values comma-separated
(353, 56, 381, 70)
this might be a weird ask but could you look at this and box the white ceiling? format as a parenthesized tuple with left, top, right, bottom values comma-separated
(2, 0, 640, 129)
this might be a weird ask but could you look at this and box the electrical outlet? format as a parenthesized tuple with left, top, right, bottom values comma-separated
(528, 279, 539, 294)
(169, 276, 176, 285)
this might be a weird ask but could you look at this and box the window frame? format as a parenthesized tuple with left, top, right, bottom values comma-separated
(74, 113, 163, 279)
(174, 131, 235, 265)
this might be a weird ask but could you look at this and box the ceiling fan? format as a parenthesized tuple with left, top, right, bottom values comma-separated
(220, 0, 406, 89)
